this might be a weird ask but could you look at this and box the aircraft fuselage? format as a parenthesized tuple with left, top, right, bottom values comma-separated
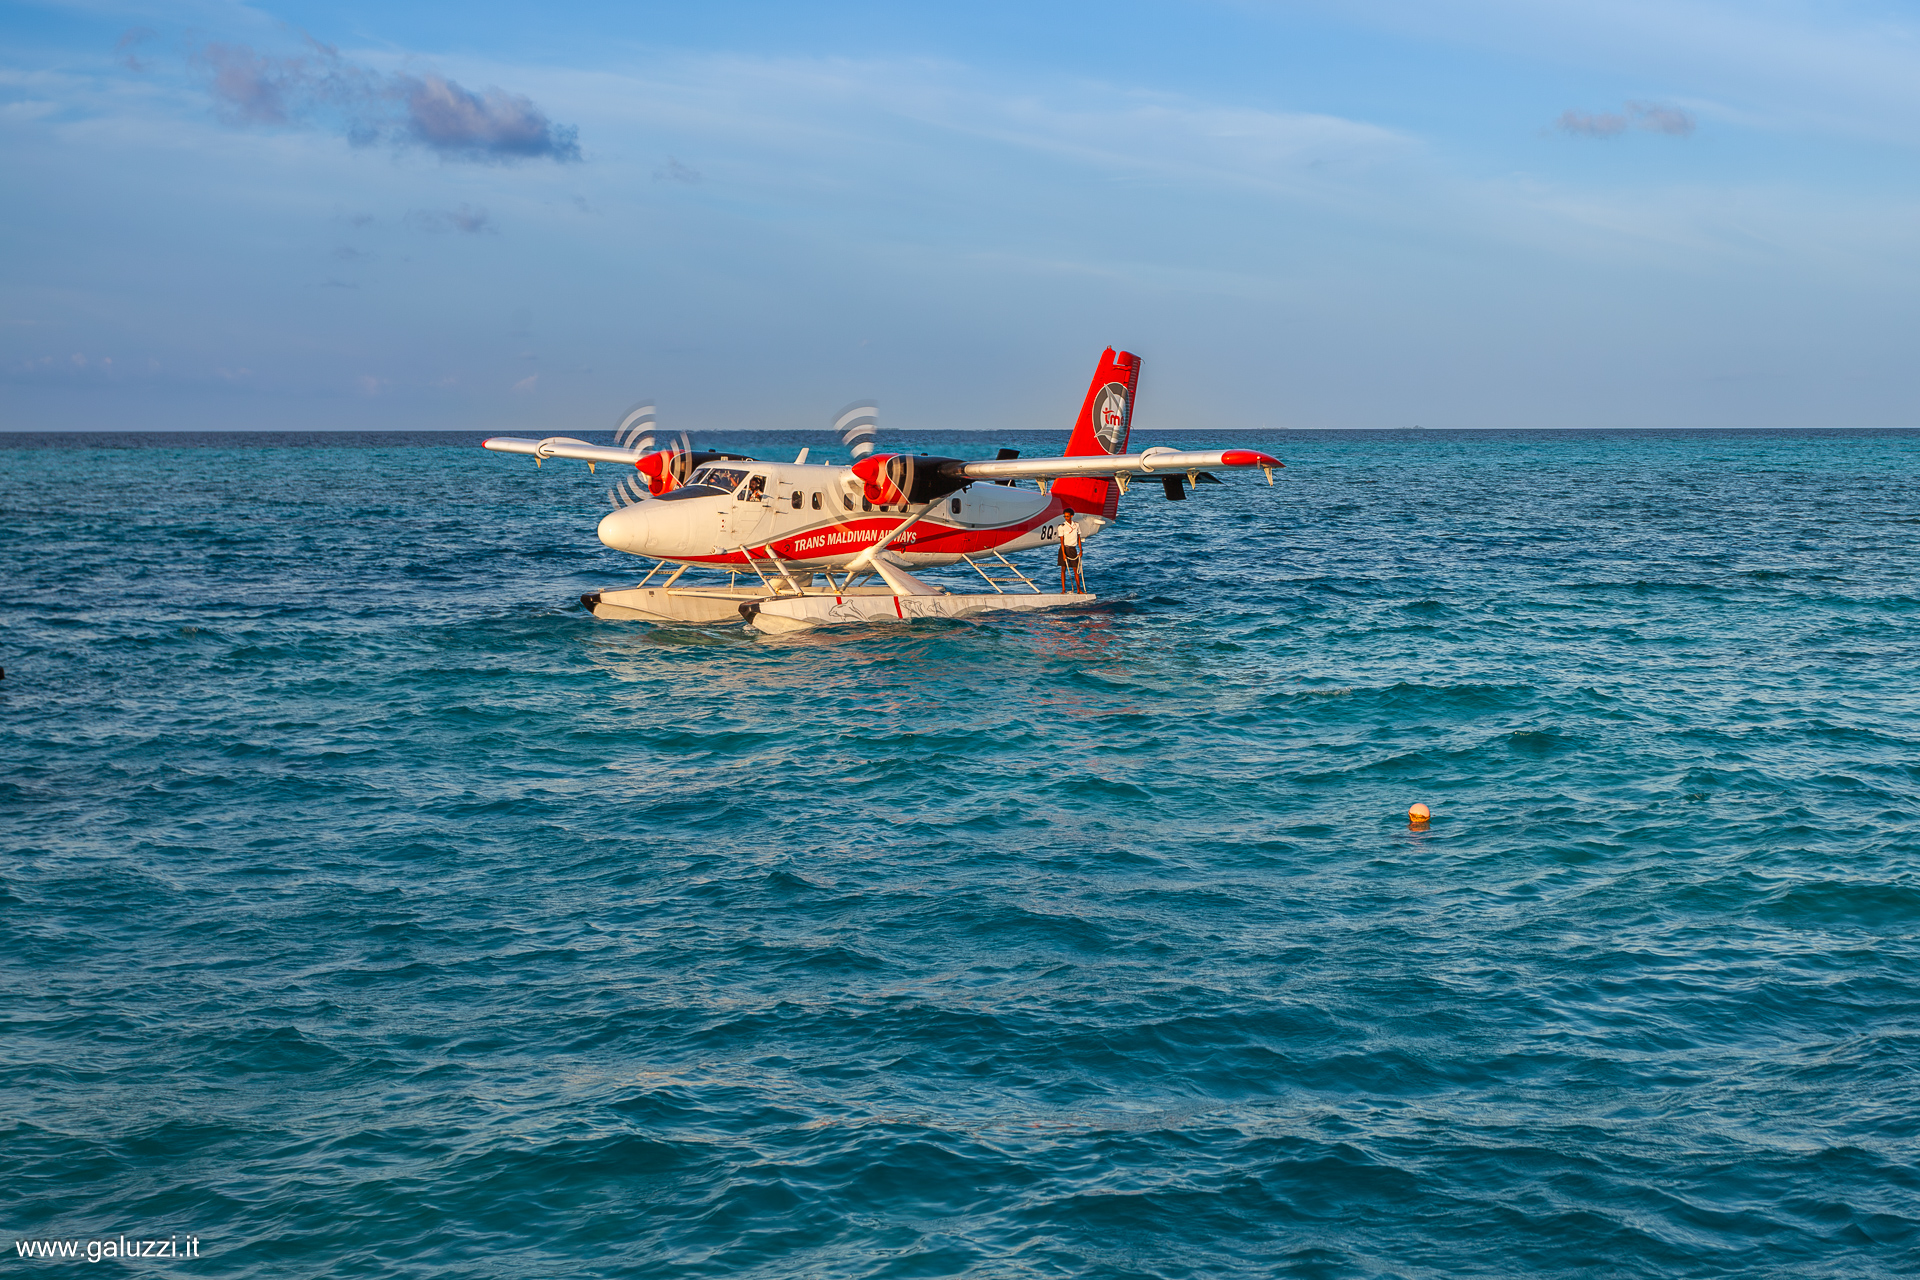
(596, 459, 1102, 568)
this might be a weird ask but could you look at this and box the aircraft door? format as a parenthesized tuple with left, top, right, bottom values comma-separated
(732, 470, 775, 548)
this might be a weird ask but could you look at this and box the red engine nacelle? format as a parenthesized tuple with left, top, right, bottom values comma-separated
(634, 450, 683, 496)
(849, 453, 909, 506)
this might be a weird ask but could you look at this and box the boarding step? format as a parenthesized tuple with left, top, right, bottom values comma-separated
(959, 552, 1044, 595)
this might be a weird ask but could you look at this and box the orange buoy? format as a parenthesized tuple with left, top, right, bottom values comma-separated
(1408, 803, 1431, 825)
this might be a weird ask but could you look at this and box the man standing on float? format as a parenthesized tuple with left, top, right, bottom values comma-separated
(1058, 514, 1086, 592)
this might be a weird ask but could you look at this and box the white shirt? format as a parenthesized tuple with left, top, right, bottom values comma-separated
(1059, 519, 1083, 547)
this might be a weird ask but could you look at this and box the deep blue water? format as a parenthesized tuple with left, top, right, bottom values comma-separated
(3, 428, 1918, 1278)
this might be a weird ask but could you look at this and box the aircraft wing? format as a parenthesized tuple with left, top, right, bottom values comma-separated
(482, 436, 1282, 483)
(947, 447, 1281, 481)
(483, 437, 645, 464)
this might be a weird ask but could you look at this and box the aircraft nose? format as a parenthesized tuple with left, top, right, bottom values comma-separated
(597, 503, 654, 554)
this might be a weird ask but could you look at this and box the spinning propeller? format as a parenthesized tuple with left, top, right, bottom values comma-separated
(605, 400, 694, 507)
(605, 401, 753, 507)
(606, 402, 658, 508)
(834, 400, 878, 458)
(825, 399, 982, 512)
(829, 399, 916, 509)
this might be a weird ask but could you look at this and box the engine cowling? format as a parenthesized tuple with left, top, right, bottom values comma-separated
(849, 453, 970, 506)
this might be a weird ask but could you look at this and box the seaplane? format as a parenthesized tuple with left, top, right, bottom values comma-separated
(481, 348, 1282, 633)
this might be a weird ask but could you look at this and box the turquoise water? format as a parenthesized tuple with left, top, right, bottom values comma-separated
(3, 428, 1917, 1278)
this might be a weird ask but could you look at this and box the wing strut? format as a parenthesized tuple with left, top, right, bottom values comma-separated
(842, 502, 949, 595)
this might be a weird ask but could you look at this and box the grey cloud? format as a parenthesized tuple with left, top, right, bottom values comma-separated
(193, 38, 580, 163)
(115, 28, 157, 73)
(1556, 102, 1695, 140)
(401, 76, 575, 159)
(197, 42, 304, 125)
(1628, 101, 1695, 137)
(406, 204, 493, 234)
(1556, 109, 1628, 138)
(653, 157, 701, 183)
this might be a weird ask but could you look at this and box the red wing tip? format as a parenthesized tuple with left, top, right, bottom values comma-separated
(1220, 450, 1283, 467)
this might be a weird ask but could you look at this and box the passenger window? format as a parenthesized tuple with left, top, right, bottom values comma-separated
(862, 497, 872, 512)
(791, 490, 802, 509)
(842, 493, 853, 511)
(811, 492, 821, 510)
(950, 498, 961, 515)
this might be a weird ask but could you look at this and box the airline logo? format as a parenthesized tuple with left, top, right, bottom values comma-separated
(1092, 383, 1129, 454)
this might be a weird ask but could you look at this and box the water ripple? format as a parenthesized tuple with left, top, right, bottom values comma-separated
(3, 428, 1919, 1277)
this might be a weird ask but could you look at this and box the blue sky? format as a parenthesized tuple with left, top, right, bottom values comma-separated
(5, 0, 1920, 431)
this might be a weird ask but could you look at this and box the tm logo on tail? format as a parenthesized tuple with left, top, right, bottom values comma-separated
(1093, 383, 1129, 454)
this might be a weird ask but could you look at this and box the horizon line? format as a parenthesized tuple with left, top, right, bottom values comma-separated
(6, 425, 1920, 436)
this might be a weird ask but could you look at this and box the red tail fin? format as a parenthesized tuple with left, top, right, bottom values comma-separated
(1054, 347, 1140, 518)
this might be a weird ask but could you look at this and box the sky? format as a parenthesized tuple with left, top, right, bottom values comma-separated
(5, 0, 1920, 433)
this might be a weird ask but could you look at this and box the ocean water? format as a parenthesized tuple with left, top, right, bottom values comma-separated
(3, 427, 1918, 1278)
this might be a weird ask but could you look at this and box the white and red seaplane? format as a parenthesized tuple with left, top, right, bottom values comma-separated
(482, 348, 1281, 633)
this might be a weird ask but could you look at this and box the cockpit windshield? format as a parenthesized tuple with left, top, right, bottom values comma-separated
(688, 466, 749, 495)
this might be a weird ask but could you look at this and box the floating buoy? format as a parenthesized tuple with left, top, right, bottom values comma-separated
(1408, 803, 1430, 825)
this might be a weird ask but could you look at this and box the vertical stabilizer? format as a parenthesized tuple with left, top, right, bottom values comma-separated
(1054, 347, 1140, 518)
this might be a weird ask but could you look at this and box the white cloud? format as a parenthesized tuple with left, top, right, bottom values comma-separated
(9, 15, 1920, 429)
(1296, 0, 1920, 143)
(576, 52, 1416, 203)
(531, 47, 1920, 288)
